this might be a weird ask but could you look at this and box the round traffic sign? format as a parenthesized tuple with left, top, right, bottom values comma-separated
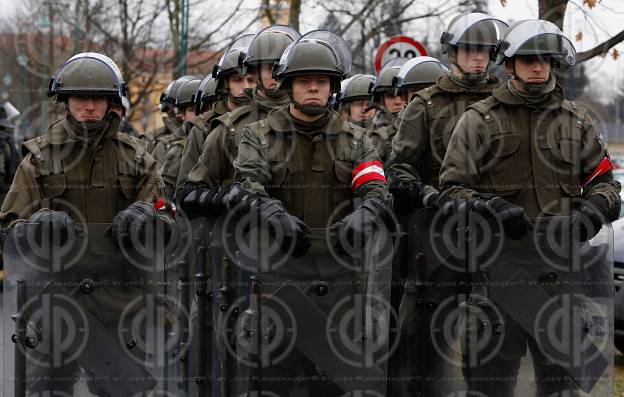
(374, 36, 428, 73)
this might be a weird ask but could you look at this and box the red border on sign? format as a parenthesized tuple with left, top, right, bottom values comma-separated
(374, 36, 428, 73)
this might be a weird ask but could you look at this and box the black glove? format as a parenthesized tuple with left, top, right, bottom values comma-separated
(107, 202, 174, 248)
(575, 195, 611, 242)
(181, 187, 228, 217)
(254, 198, 311, 257)
(472, 193, 529, 240)
(181, 183, 258, 217)
(332, 198, 393, 252)
(438, 196, 474, 220)
(388, 179, 423, 212)
(26, 209, 78, 245)
(421, 185, 440, 209)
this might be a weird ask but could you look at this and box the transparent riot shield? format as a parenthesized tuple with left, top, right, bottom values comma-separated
(2, 221, 186, 397)
(218, 201, 397, 396)
(459, 208, 614, 396)
(388, 207, 469, 396)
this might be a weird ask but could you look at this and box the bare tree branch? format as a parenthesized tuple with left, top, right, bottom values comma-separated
(577, 29, 624, 62)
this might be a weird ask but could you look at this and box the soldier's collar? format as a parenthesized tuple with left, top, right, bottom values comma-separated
(46, 118, 72, 145)
(436, 74, 500, 94)
(267, 106, 344, 134)
(162, 115, 181, 133)
(494, 80, 563, 109)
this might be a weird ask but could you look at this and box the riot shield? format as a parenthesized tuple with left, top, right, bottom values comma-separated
(389, 207, 469, 396)
(2, 222, 187, 397)
(219, 210, 397, 396)
(458, 208, 614, 396)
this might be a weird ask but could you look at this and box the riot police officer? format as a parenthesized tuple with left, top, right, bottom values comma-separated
(179, 25, 299, 193)
(387, 12, 507, 208)
(439, 20, 620, 395)
(148, 74, 199, 165)
(337, 74, 377, 128)
(225, 30, 394, 395)
(384, 13, 508, 397)
(174, 34, 259, 195)
(161, 77, 201, 197)
(0, 52, 171, 396)
(370, 57, 408, 133)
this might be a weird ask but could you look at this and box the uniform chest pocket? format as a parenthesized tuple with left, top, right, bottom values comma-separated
(485, 133, 522, 195)
(118, 176, 137, 200)
(429, 112, 457, 165)
(39, 174, 67, 199)
(556, 139, 582, 197)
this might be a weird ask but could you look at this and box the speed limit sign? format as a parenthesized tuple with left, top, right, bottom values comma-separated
(374, 36, 428, 73)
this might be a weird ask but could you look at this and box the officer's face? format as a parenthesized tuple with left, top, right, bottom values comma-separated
(346, 99, 376, 122)
(181, 105, 196, 121)
(228, 73, 257, 97)
(291, 75, 331, 106)
(68, 96, 109, 122)
(455, 46, 490, 74)
(260, 64, 278, 90)
(508, 55, 551, 84)
(383, 92, 405, 114)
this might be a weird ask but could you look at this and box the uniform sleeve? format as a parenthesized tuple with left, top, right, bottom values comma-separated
(580, 112, 621, 211)
(175, 126, 205, 192)
(185, 125, 230, 190)
(386, 97, 429, 183)
(366, 128, 387, 162)
(134, 151, 165, 204)
(353, 133, 392, 203)
(151, 141, 168, 167)
(0, 154, 42, 228)
(439, 109, 487, 201)
(233, 126, 271, 196)
(161, 143, 184, 199)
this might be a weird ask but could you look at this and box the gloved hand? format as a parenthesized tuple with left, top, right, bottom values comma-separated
(26, 209, 78, 245)
(438, 196, 474, 220)
(181, 182, 258, 218)
(332, 198, 393, 252)
(421, 185, 440, 209)
(107, 202, 174, 248)
(388, 179, 423, 213)
(472, 193, 529, 240)
(254, 198, 311, 257)
(181, 186, 228, 217)
(574, 195, 611, 242)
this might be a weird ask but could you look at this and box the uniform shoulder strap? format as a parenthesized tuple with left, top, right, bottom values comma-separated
(21, 136, 45, 160)
(561, 100, 588, 125)
(113, 132, 147, 164)
(414, 85, 441, 109)
(467, 96, 499, 120)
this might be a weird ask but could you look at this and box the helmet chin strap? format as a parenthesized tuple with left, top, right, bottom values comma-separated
(292, 99, 329, 116)
(451, 61, 488, 84)
(256, 70, 285, 99)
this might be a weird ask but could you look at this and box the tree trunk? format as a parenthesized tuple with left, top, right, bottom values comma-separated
(289, 0, 301, 31)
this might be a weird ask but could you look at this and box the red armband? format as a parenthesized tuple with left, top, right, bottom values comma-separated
(351, 160, 387, 192)
(583, 156, 614, 188)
